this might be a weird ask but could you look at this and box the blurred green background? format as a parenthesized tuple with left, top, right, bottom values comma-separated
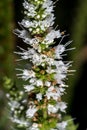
(0, 0, 87, 130)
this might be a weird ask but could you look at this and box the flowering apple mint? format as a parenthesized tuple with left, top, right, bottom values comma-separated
(7, 0, 75, 130)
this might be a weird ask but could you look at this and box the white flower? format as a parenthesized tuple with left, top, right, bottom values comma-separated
(43, 0, 53, 9)
(32, 43, 41, 52)
(24, 38, 39, 45)
(21, 19, 34, 28)
(23, 2, 36, 17)
(46, 86, 61, 100)
(32, 123, 38, 128)
(31, 14, 55, 31)
(29, 78, 36, 83)
(48, 104, 58, 114)
(32, 53, 41, 65)
(36, 93, 42, 101)
(6, 93, 10, 98)
(45, 81, 51, 87)
(32, 54, 49, 66)
(54, 45, 65, 59)
(55, 61, 67, 73)
(11, 117, 29, 127)
(16, 48, 36, 60)
(17, 69, 35, 80)
(45, 30, 61, 44)
(59, 83, 68, 88)
(48, 102, 67, 114)
(31, 54, 55, 66)
(54, 73, 66, 84)
(23, 37, 32, 44)
(26, 105, 37, 118)
(24, 85, 35, 92)
(28, 123, 39, 130)
(36, 80, 43, 86)
(56, 121, 67, 130)
(42, 14, 55, 27)
(58, 87, 65, 93)
(14, 29, 39, 46)
(45, 6, 54, 14)
(22, 70, 35, 80)
(8, 101, 20, 111)
(47, 58, 54, 66)
(46, 66, 56, 74)
(56, 102, 67, 112)
(14, 29, 29, 39)
(54, 61, 68, 84)
(55, 44, 65, 54)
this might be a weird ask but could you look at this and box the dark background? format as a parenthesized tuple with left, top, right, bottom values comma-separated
(0, 0, 87, 130)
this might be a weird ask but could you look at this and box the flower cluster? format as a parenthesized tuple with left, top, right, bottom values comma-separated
(7, 0, 74, 130)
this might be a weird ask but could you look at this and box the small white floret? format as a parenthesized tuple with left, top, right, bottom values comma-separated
(56, 121, 67, 130)
(36, 93, 42, 101)
(26, 105, 37, 118)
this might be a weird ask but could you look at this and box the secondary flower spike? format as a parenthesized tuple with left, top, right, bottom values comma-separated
(7, 0, 75, 130)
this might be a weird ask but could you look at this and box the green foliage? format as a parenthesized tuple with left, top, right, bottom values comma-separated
(65, 0, 87, 112)
(40, 119, 57, 130)
(0, 77, 13, 130)
(0, 0, 14, 130)
(0, 0, 14, 78)
(63, 116, 78, 130)
(3, 76, 14, 89)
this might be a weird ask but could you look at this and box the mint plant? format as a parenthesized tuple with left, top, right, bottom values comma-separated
(7, 0, 75, 130)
